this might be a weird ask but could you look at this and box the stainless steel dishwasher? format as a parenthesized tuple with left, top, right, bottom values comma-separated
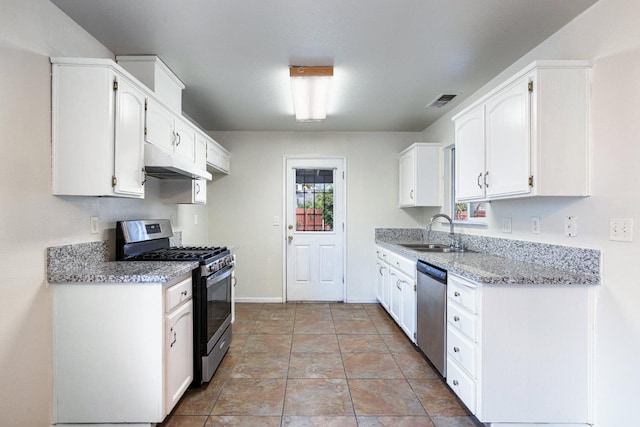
(416, 260, 447, 377)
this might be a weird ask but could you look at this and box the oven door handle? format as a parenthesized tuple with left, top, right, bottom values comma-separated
(205, 265, 233, 288)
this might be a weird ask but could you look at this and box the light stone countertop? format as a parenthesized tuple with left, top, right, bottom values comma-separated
(376, 240, 601, 286)
(47, 260, 198, 284)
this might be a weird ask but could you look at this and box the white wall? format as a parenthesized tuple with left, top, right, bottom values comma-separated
(206, 131, 438, 302)
(0, 1, 195, 424)
(420, 0, 640, 425)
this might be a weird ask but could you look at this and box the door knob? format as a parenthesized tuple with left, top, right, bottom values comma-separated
(288, 235, 293, 242)
(288, 224, 293, 230)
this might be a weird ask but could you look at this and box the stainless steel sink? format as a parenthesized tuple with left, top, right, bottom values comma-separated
(398, 243, 473, 253)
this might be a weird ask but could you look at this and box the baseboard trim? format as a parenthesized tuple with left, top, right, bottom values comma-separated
(235, 297, 284, 303)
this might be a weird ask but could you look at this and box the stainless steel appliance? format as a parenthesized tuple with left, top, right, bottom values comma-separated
(116, 219, 233, 385)
(416, 260, 447, 377)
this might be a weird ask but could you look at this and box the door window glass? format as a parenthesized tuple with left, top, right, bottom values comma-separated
(295, 169, 334, 232)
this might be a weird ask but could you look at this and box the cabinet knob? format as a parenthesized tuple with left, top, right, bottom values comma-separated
(454, 346, 460, 353)
(454, 316, 460, 322)
(477, 172, 482, 189)
(454, 291, 461, 297)
(453, 379, 459, 386)
(410, 189, 414, 200)
(484, 171, 489, 188)
(181, 290, 188, 296)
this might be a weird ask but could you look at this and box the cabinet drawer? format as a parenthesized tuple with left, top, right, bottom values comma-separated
(447, 302, 477, 342)
(446, 358, 477, 415)
(166, 277, 192, 312)
(386, 252, 415, 278)
(448, 275, 477, 313)
(447, 326, 476, 377)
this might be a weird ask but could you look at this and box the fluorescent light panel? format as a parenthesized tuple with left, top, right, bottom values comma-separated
(290, 66, 333, 122)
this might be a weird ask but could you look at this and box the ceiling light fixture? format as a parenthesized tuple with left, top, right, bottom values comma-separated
(290, 66, 333, 122)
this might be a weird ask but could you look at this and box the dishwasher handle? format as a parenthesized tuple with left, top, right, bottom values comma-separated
(417, 261, 447, 284)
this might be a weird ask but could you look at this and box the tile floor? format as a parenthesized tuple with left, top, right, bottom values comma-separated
(161, 302, 485, 427)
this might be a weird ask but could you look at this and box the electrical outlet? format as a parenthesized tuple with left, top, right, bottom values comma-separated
(273, 216, 280, 226)
(531, 217, 541, 234)
(610, 218, 633, 242)
(170, 215, 176, 226)
(501, 217, 512, 233)
(90, 216, 99, 234)
(565, 216, 578, 237)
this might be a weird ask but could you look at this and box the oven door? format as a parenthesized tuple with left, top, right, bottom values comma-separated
(205, 265, 233, 354)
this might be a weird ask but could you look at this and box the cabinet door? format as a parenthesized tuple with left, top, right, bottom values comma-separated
(165, 299, 193, 414)
(398, 150, 415, 206)
(454, 105, 486, 201)
(113, 77, 146, 197)
(145, 99, 175, 154)
(485, 77, 531, 198)
(174, 117, 196, 163)
(388, 268, 402, 322)
(400, 276, 416, 342)
(375, 259, 388, 310)
(195, 132, 208, 170)
(193, 179, 206, 204)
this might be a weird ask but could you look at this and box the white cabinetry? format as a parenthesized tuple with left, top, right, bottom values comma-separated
(52, 59, 146, 198)
(446, 273, 594, 425)
(53, 274, 193, 425)
(453, 60, 591, 202)
(376, 247, 417, 342)
(145, 100, 196, 164)
(398, 143, 442, 207)
(161, 179, 207, 204)
(207, 138, 231, 174)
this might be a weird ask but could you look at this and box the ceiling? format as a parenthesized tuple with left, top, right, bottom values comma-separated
(51, 0, 598, 132)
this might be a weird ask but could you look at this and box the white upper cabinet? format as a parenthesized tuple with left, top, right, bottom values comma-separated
(206, 138, 231, 174)
(52, 59, 146, 198)
(173, 116, 196, 164)
(145, 98, 176, 154)
(452, 60, 591, 202)
(454, 105, 485, 201)
(398, 143, 442, 207)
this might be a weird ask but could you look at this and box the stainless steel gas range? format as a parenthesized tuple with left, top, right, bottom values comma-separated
(116, 219, 233, 385)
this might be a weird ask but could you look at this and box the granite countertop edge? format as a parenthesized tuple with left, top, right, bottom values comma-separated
(47, 261, 199, 284)
(376, 240, 601, 286)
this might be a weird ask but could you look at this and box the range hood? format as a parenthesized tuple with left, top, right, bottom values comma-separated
(144, 143, 212, 180)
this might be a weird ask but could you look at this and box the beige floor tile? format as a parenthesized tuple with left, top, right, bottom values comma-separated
(284, 378, 354, 416)
(173, 374, 226, 415)
(295, 309, 334, 322)
(291, 334, 340, 353)
(231, 319, 256, 335)
(334, 319, 379, 335)
(372, 318, 403, 335)
(211, 378, 286, 416)
(253, 319, 295, 334)
(282, 415, 358, 426)
(258, 308, 297, 320)
(357, 415, 435, 426)
(429, 416, 485, 427)
(381, 333, 417, 354)
(342, 353, 404, 379)
(393, 351, 440, 379)
(160, 414, 208, 427)
(242, 334, 293, 353)
(331, 309, 370, 321)
(288, 352, 346, 378)
(337, 334, 389, 353)
(205, 415, 282, 426)
(348, 379, 426, 416)
(294, 319, 336, 334)
(231, 352, 290, 378)
(408, 379, 470, 417)
(227, 333, 249, 353)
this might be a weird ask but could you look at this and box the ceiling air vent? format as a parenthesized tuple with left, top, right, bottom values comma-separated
(426, 94, 457, 108)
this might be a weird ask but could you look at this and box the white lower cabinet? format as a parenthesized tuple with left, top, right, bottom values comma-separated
(446, 273, 594, 425)
(53, 274, 193, 425)
(375, 246, 416, 342)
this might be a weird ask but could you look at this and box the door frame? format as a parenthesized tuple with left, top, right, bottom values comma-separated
(282, 155, 347, 302)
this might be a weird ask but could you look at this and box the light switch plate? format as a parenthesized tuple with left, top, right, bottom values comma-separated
(501, 218, 512, 233)
(531, 217, 541, 234)
(610, 218, 633, 242)
(565, 216, 578, 237)
(90, 216, 99, 234)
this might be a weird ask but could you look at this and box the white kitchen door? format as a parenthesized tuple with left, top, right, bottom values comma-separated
(285, 157, 345, 301)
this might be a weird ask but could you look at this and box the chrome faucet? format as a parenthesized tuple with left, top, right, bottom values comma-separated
(428, 213, 456, 247)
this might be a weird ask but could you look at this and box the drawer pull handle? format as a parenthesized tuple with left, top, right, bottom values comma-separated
(454, 316, 460, 322)
(454, 291, 461, 297)
(453, 346, 460, 353)
(181, 290, 188, 296)
(453, 379, 459, 386)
